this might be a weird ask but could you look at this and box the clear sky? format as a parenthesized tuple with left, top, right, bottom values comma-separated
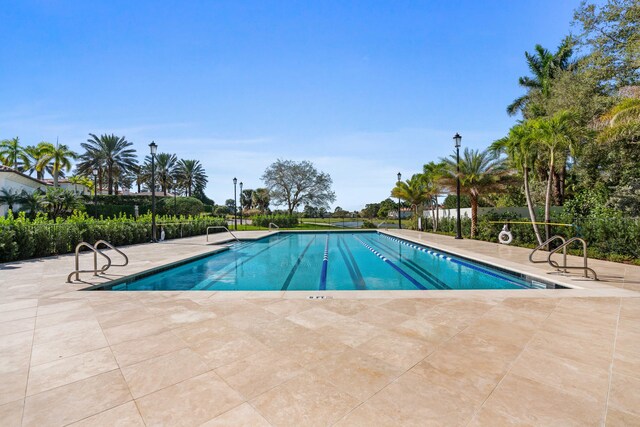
(0, 0, 581, 211)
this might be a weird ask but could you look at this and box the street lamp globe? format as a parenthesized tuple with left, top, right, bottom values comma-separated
(397, 172, 402, 182)
(453, 133, 462, 148)
(149, 141, 157, 155)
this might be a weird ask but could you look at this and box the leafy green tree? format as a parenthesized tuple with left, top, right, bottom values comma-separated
(261, 159, 336, 215)
(38, 142, 77, 187)
(361, 202, 380, 219)
(422, 161, 447, 230)
(240, 188, 254, 210)
(440, 148, 513, 237)
(78, 134, 138, 195)
(18, 190, 44, 218)
(391, 174, 431, 224)
(251, 188, 271, 213)
(176, 159, 208, 197)
(376, 198, 397, 218)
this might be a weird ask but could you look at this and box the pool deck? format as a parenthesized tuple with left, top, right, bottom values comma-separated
(0, 229, 639, 426)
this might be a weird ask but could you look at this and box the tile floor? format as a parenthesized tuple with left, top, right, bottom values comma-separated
(0, 229, 638, 426)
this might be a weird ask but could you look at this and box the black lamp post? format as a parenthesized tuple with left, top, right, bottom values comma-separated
(397, 172, 402, 229)
(173, 177, 177, 216)
(453, 133, 463, 239)
(149, 141, 158, 242)
(92, 168, 98, 217)
(239, 181, 243, 227)
(233, 177, 237, 231)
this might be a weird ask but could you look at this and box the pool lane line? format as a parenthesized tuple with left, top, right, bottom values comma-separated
(340, 234, 367, 290)
(380, 234, 530, 289)
(193, 234, 294, 290)
(368, 237, 449, 290)
(319, 235, 330, 290)
(353, 236, 427, 290)
(281, 236, 317, 291)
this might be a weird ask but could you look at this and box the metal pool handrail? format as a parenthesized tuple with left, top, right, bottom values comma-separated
(268, 222, 280, 232)
(94, 240, 129, 270)
(206, 226, 240, 242)
(67, 242, 111, 282)
(547, 237, 598, 280)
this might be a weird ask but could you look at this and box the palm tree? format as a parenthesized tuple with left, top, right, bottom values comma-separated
(241, 189, 254, 210)
(150, 153, 178, 196)
(533, 110, 581, 241)
(422, 161, 447, 231)
(38, 142, 77, 187)
(41, 188, 81, 219)
(0, 188, 22, 212)
(440, 148, 513, 238)
(78, 134, 138, 194)
(22, 143, 54, 180)
(176, 159, 208, 197)
(507, 37, 574, 117)
(491, 122, 544, 245)
(252, 188, 271, 213)
(598, 98, 640, 144)
(0, 137, 28, 170)
(391, 174, 430, 228)
(19, 190, 44, 218)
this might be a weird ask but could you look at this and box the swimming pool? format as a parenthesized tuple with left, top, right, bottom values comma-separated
(94, 232, 559, 291)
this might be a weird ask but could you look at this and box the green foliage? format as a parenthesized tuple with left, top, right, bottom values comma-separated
(0, 211, 227, 263)
(442, 194, 471, 209)
(252, 215, 298, 228)
(157, 197, 204, 216)
(361, 220, 377, 229)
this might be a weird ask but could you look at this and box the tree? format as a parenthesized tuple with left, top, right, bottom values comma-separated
(261, 159, 336, 215)
(377, 198, 397, 218)
(0, 188, 22, 211)
(361, 202, 380, 219)
(491, 122, 544, 245)
(440, 148, 513, 237)
(241, 189, 254, 210)
(533, 110, 583, 241)
(252, 188, 271, 213)
(225, 198, 236, 213)
(176, 159, 208, 197)
(0, 137, 27, 170)
(391, 174, 431, 226)
(78, 134, 138, 195)
(422, 161, 448, 231)
(507, 38, 575, 117)
(148, 153, 178, 196)
(41, 188, 81, 219)
(38, 142, 77, 187)
(18, 190, 44, 218)
(23, 143, 55, 180)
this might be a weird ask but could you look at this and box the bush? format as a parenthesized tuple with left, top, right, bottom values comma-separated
(252, 215, 298, 228)
(157, 197, 204, 216)
(0, 211, 229, 263)
(361, 220, 377, 229)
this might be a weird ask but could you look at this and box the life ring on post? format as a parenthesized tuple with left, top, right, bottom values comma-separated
(498, 224, 513, 245)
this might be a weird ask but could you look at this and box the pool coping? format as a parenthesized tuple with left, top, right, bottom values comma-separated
(82, 230, 572, 292)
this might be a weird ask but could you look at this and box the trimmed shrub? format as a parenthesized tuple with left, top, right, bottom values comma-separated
(157, 197, 204, 216)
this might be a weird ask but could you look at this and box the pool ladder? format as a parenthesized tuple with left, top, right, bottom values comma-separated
(268, 222, 280, 232)
(67, 240, 129, 283)
(529, 235, 598, 280)
(206, 226, 240, 242)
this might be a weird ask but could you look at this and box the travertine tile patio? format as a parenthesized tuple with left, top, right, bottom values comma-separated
(0, 229, 638, 426)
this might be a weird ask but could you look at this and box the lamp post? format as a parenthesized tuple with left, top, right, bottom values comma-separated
(173, 177, 177, 216)
(397, 172, 402, 229)
(239, 181, 243, 227)
(453, 133, 463, 239)
(92, 168, 98, 217)
(233, 177, 237, 231)
(149, 141, 158, 242)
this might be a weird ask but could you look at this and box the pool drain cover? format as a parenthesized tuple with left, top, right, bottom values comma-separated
(307, 295, 332, 300)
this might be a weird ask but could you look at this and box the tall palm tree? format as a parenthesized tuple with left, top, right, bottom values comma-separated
(241, 189, 254, 210)
(23, 143, 54, 180)
(147, 153, 178, 195)
(598, 98, 640, 144)
(440, 148, 513, 238)
(176, 159, 208, 197)
(491, 122, 544, 245)
(507, 37, 574, 117)
(78, 134, 138, 194)
(422, 161, 447, 231)
(0, 137, 28, 170)
(391, 174, 430, 227)
(38, 142, 77, 187)
(533, 110, 581, 241)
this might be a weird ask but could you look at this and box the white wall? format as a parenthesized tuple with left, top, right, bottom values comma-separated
(0, 173, 49, 216)
(423, 206, 563, 219)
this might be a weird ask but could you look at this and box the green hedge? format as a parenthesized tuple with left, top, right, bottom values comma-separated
(0, 211, 228, 263)
(252, 215, 298, 228)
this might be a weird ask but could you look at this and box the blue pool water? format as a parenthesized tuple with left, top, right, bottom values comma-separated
(103, 232, 553, 291)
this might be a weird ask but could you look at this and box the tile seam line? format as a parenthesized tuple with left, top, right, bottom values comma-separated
(20, 298, 39, 426)
(603, 298, 623, 424)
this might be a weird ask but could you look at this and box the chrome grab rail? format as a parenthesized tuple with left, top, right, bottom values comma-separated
(95, 240, 129, 270)
(529, 235, 566, 267)
(547, 237, 598, 280)
(268, 222, 280, 232)
(67, 242, 111, 282)
(206, 226, 239, 242)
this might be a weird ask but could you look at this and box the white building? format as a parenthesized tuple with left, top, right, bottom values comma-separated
(42, 179, 91, 195)
(0, 165, 50, 216)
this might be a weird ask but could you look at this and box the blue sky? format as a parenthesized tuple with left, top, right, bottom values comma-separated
(1, 1, 581, 210)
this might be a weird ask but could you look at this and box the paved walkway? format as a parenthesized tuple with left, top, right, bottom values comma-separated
(0, 230, 638, 426)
